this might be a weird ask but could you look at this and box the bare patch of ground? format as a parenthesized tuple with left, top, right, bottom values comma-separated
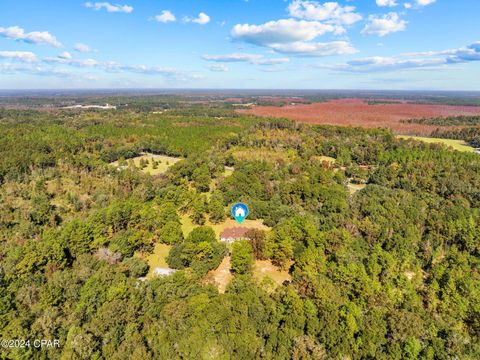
(253, 260, 292, 287)
(206, 256, 233, 294)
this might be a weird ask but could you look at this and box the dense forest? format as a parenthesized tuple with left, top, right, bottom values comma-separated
(0, 101, 479, 359)
(430, 127, 480, 148)
(403, 115, 480, 126)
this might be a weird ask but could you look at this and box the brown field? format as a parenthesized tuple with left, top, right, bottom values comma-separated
(239, 98, 480, 135)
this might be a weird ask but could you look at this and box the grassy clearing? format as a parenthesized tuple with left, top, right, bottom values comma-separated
(181, 214, 270, 238)
(397, 135, 475, 153)
(110, 152, 182, 175)
(136, 243, 172, 279)
(312, 155, 336, 164)
(253, 260, 292, 287)
(222, 167, 234, 178)
(207, 257, 292, 293)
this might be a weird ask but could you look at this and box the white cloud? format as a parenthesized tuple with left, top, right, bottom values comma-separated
(44, 56, 99, 67)
(194, 12, 210, 25)
(232, 19, 338, 46)
(206, 64, 229, 72)
(0, 51, 38, 62)
(316, 41, 480, 73)
(416, 0, 436, 6)
(203, 53, 263, 62)
(345, 56, 445, 72)
(84, 2, 133, 13)
(231, 18, 355, 57)
(0, 63, 76, 78)
(270, 40, 357, 56)
(185, 12, 210, 25)
(1, 51, 201, 83)
(0, 26, 62, 47)
(155, 10, 176, 23)
(288, 1, 362, 26)
(58, 51, 72, 60)
(403, 0, 435, 9)
(362, 12, 407, 36)
(376, 0, 398, 7)
(446, 42, 480, 63)
(74, 43, 93, 53)
(202, 53, 290, 65)
(41, 54, 201, 82)
(255, 57, 290, 65)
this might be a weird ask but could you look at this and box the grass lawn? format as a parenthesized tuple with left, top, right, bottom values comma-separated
(136, 243, 172, 279)
(312, 155, 336, 164)
(397, 136, 475, 153)
(222, 166, 234, 177)
(180, 214, 270, 238)
(252, 260, 292, 287)
(110, 152, 182, 175)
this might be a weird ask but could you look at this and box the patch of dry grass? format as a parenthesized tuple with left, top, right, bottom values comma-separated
(252, 260, 292, 287)
(205, 256, 233, 294)
(312, 155, 336, 164)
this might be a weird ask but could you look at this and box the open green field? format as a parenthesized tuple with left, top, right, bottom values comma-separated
(110, 152, 182, 175)
(181, 214, 270, 238)
(222, 166, 234, 178)
(136, 243, 172, 279)
(397, 135, 475, 153)
(313, 155, 336, 164)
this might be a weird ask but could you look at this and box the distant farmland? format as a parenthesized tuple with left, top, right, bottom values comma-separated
(239, 98, 480, 135)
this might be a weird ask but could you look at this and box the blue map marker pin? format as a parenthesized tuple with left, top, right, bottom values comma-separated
(231, 203, 249, 224)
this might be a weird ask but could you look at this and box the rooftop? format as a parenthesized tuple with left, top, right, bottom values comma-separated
(220, 227, 252, 240)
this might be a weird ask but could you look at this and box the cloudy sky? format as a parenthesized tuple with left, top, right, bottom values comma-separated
(0, 0, 479, 89)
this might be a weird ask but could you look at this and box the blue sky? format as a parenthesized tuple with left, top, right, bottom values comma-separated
(0, 0, 479, 89)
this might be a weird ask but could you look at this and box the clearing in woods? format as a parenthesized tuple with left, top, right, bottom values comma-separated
(252, 260, 292, 287)
(110, 153, 182, 175)
(136, 243, 173, 279)
(207, 257, 292, 293)
(397, 135, 475, 153)
(206, 256, 233, 294)
(180, 215, 270, 238)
